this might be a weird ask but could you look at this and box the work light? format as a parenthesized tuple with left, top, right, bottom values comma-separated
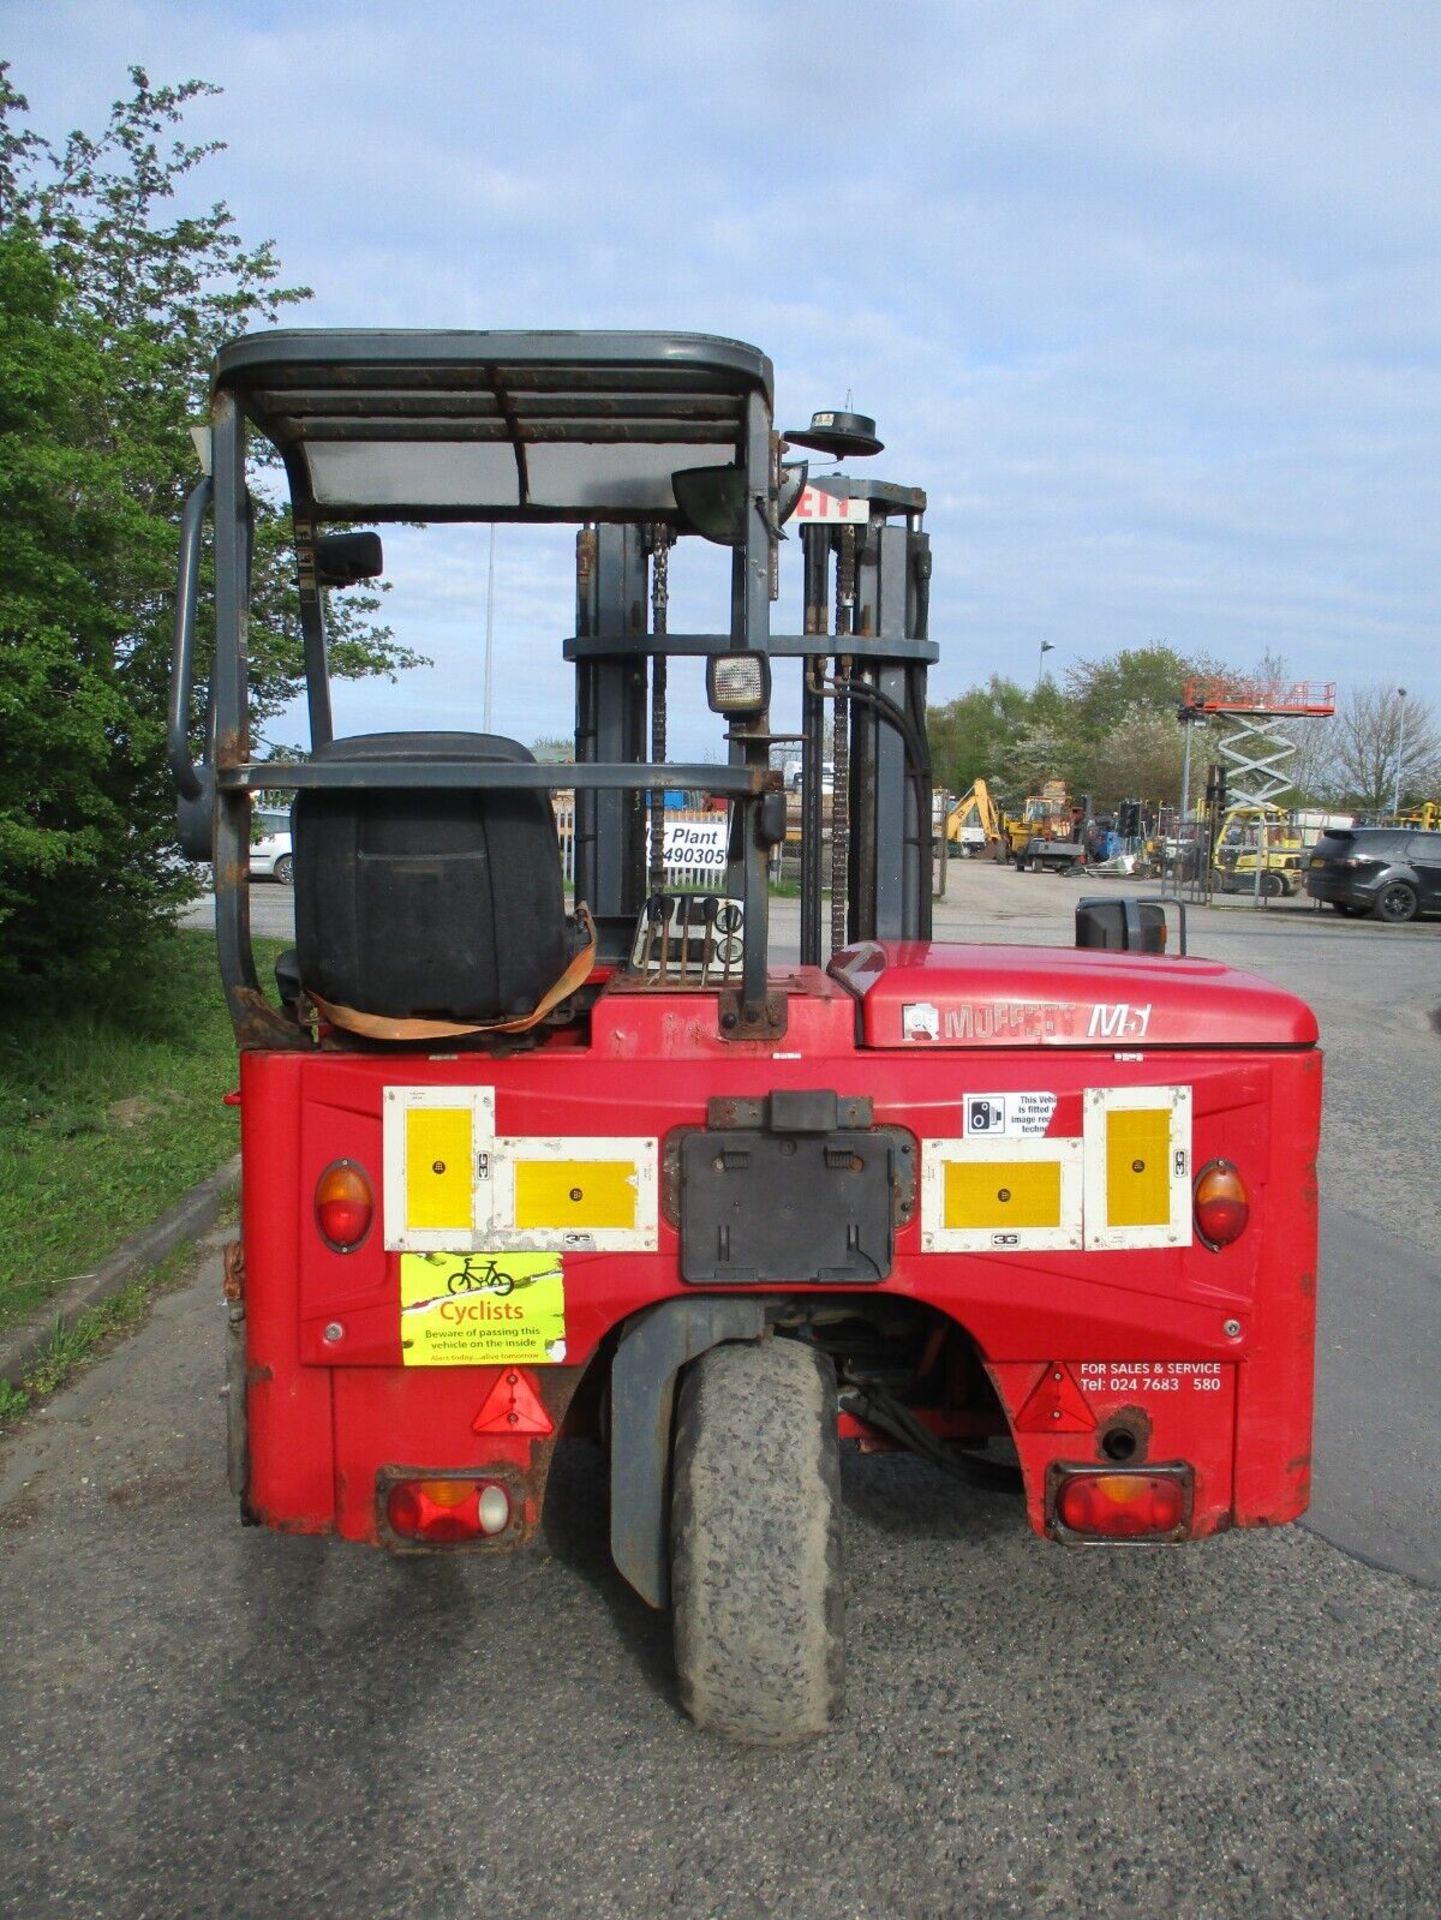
(706, 652, 771, 716)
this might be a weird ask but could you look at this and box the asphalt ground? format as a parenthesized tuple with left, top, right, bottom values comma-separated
(4, 869, 1426, 1917)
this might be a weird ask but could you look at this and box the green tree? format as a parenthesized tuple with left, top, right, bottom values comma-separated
(928, 650, 1201, 808)
(1063, 644, 1208, 736)
(993, 720, 1080, 799)
(1072, 707, 1186, 809)
(0, 67, 418, 999)
(928, 676, 1032, 793)
(0, 224, 143, 983)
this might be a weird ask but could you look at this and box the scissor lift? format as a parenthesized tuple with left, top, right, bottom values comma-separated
(1182, 677, 1336, 808)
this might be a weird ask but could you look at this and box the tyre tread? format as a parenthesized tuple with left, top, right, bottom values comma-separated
(671, 1337, 843, 1746)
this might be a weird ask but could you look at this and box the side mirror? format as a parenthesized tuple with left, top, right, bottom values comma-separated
(1076, 895, 1186, 956)
(671, 466, 748, 546)
(314, 530, 383, 588)
(776, 460, 808, 524)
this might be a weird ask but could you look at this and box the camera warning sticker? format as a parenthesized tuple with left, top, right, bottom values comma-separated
(963, 1091, 1057, 1138)
(399, 1252, 566, 1368)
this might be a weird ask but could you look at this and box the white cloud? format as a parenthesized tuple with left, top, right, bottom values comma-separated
(7, 0, 1438, 740)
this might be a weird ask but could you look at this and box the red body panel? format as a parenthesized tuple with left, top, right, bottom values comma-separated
(237, 947, 1320, 1547)
(831, 941, 1320, 1050)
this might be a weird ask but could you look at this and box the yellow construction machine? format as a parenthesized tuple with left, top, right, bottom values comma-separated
(1010, 779, 1085, 872)
(1212, 803, 1306, 897)
(942, 778, 1005, 857)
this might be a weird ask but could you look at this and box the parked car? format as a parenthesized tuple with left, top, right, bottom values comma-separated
(250, 808, 294, 885)
(1305, 827, 1441, 923)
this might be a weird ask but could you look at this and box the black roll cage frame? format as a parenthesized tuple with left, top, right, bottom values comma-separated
(170, 329, 936, 1048)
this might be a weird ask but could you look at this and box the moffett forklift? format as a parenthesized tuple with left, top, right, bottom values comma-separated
(172, 331, 1321, 1746)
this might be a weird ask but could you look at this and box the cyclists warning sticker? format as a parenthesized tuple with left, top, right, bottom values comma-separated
(399, 1252, 566, 1367)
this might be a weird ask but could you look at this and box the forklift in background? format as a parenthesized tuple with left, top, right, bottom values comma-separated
(172, 330, 1321, 1746)
(1213, 803, 1307, 897)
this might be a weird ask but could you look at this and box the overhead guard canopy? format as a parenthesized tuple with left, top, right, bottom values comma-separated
(212, 329, 774, 522)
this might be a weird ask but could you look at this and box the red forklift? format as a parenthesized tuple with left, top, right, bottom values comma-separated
(171, 331, 1320, 1745)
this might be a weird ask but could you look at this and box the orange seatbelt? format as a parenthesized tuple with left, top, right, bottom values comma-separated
(304, 904, 597, 1042)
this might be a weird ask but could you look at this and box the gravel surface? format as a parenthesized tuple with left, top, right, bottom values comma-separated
(2, 1265, 1438, 1920)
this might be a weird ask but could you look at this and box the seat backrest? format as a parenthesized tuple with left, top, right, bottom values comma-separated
(293, 732, 569, 1022)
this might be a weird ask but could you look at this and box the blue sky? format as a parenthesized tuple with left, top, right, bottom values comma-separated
(6, 0, 1439, 757)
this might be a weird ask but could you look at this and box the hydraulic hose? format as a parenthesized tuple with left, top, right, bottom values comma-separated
(838, 1379, 1023, 1493)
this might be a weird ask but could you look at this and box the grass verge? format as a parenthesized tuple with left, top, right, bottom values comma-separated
(0, 930, 282, 1337)
(0, 1221, 228, 1424)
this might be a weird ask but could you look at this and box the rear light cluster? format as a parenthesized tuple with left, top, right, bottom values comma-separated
(386, 1477, 513, 1543)
(315, 1159, 373, 1251)
(1054, 1469, 1188, 1538)
(1193, 1159, 1248, 1250)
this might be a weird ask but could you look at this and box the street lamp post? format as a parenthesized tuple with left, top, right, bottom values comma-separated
(1037, 640, 1055, 689)
(1392, 687, 1407, 818)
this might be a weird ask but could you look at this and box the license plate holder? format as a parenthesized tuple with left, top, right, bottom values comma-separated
(679, 1129, 894, 1283)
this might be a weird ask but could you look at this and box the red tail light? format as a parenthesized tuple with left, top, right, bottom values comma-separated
(386, 1478, 512, 1543)
(1055, 1469, 1188, 1538)
(1193, 1159, 1249, 1250)
(314, 1159, 373, 1251)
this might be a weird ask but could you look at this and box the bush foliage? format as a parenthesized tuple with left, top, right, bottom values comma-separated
(0, 67, 416, 1002)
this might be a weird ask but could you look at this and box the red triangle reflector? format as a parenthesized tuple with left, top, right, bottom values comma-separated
(472, 1368, 554, 1437)
(1014, 1363, 1096, 1434)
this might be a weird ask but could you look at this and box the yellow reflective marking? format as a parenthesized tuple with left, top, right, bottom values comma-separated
(405, 1107, 474, 1233)
(1106, 1108, 1171, 1226)
(514, 1158, 637, 1231)
(944, 1158, 1062, 1231)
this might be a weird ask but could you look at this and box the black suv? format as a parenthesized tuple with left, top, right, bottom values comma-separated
(1306, 828, 1441, 923)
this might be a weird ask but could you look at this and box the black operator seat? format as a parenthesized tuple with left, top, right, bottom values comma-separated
(290, 732, 573, 1024)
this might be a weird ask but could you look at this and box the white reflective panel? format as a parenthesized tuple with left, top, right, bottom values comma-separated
(307, 440, 521, 508)
(382, 1085, 497, 1253)
(1081, 1084, 1192, 1252)
(525, 441, 732, 511)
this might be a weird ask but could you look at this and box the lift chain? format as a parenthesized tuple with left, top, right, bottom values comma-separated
(647, 527, 673, 895)
(829, 528, 856, 957)
(831, 657, 852, 957)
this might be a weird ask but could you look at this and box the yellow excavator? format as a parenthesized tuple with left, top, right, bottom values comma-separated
(943, 778, 1006, 858)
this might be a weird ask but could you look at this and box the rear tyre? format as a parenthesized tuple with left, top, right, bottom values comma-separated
(671, 1337, 843, 1746)
(1373, 881, 1418, 924)
(272, 853, 294, 886)
(1261, 870, 1285, 898)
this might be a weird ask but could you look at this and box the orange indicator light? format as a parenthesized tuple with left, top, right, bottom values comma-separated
(314, 1159, 373, 1251)
(1193, 1160, 1249, 1249)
